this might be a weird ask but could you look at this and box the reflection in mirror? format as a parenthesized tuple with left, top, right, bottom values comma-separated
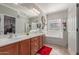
(26, 15, 46, 35)
(4, 15, 16, 34)
(41, 16, 46, 29)
(29, 15, 46, 33)
(0, 16, 1, 34)
(28, 17, 40, 33)
(26, 23, 31, 35)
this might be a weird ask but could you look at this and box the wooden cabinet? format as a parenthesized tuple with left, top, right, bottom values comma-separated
(19, 39, 30, 55)
(39, 36, 43, 49)
(31, 37, 39, 55)
(30, 35, 45, 55)
(0, 35, 45, 55)
(0, 43, 19, 55)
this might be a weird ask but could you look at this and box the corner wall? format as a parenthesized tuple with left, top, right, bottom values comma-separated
(45, 10, 68, 47)
(67, 3, 77, 55)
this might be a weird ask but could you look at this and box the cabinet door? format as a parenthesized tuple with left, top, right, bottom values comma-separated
(0, 43, 19, 55)
(39, 35, 45, 49)
(20, 39, 30, 55)
(31, 37, 39, 55)
(39, 36, 43, 49)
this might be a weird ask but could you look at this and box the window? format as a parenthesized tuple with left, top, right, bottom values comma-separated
(48, 19, 62, 31)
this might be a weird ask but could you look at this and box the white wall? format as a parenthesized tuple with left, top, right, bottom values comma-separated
(46, 10, 68, 38)
(16, 16, 28, 34)
(45, 10, 68, 47)
(67, 4, 77, 55)
(0, 5, 17, 17)
(0, 5, 29, 34)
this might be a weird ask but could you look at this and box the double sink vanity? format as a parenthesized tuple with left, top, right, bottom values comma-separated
(0, 8, 46, 55)
(0, 15, 45, 55)
(0, 3, 47, 55)
(0, 33, 45, 55)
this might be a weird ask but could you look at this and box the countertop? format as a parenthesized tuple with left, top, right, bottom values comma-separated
(0, 32, 44, 47)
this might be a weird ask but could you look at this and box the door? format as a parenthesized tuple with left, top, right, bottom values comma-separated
(77, 4, 79, 54)
(63, 19, 68, 48)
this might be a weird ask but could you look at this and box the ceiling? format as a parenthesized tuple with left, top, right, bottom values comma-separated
(36, 3, 70, 14)
(0, 3, 70, 17)
(0, 3, 39, 18)
(19, 3, 70, 14)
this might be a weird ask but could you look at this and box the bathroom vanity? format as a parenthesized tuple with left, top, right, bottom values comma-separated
(0, 33, 45, 55)
(0, 14, 45, 55)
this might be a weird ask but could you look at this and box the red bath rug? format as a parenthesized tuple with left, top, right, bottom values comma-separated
(37, 46, 52, 55)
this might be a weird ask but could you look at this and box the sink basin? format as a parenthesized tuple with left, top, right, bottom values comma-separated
(0, 35, 27, 43)
(14, 35, 26, 39)
(0, 38, 10, 42)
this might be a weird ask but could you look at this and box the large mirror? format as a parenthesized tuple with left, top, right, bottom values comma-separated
(4, 15, 16, 34)
(26, 15, 46, 34)
(28, 17, 40, 33)
(0, 16, 1, 35)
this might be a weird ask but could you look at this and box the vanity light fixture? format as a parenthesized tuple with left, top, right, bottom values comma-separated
(29, 8, 40, 16)
(14, 3, 18, 5)
(32, 8, 40, 14)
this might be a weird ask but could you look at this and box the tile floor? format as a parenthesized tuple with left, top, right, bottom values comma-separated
(37, 44, 70, 55)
